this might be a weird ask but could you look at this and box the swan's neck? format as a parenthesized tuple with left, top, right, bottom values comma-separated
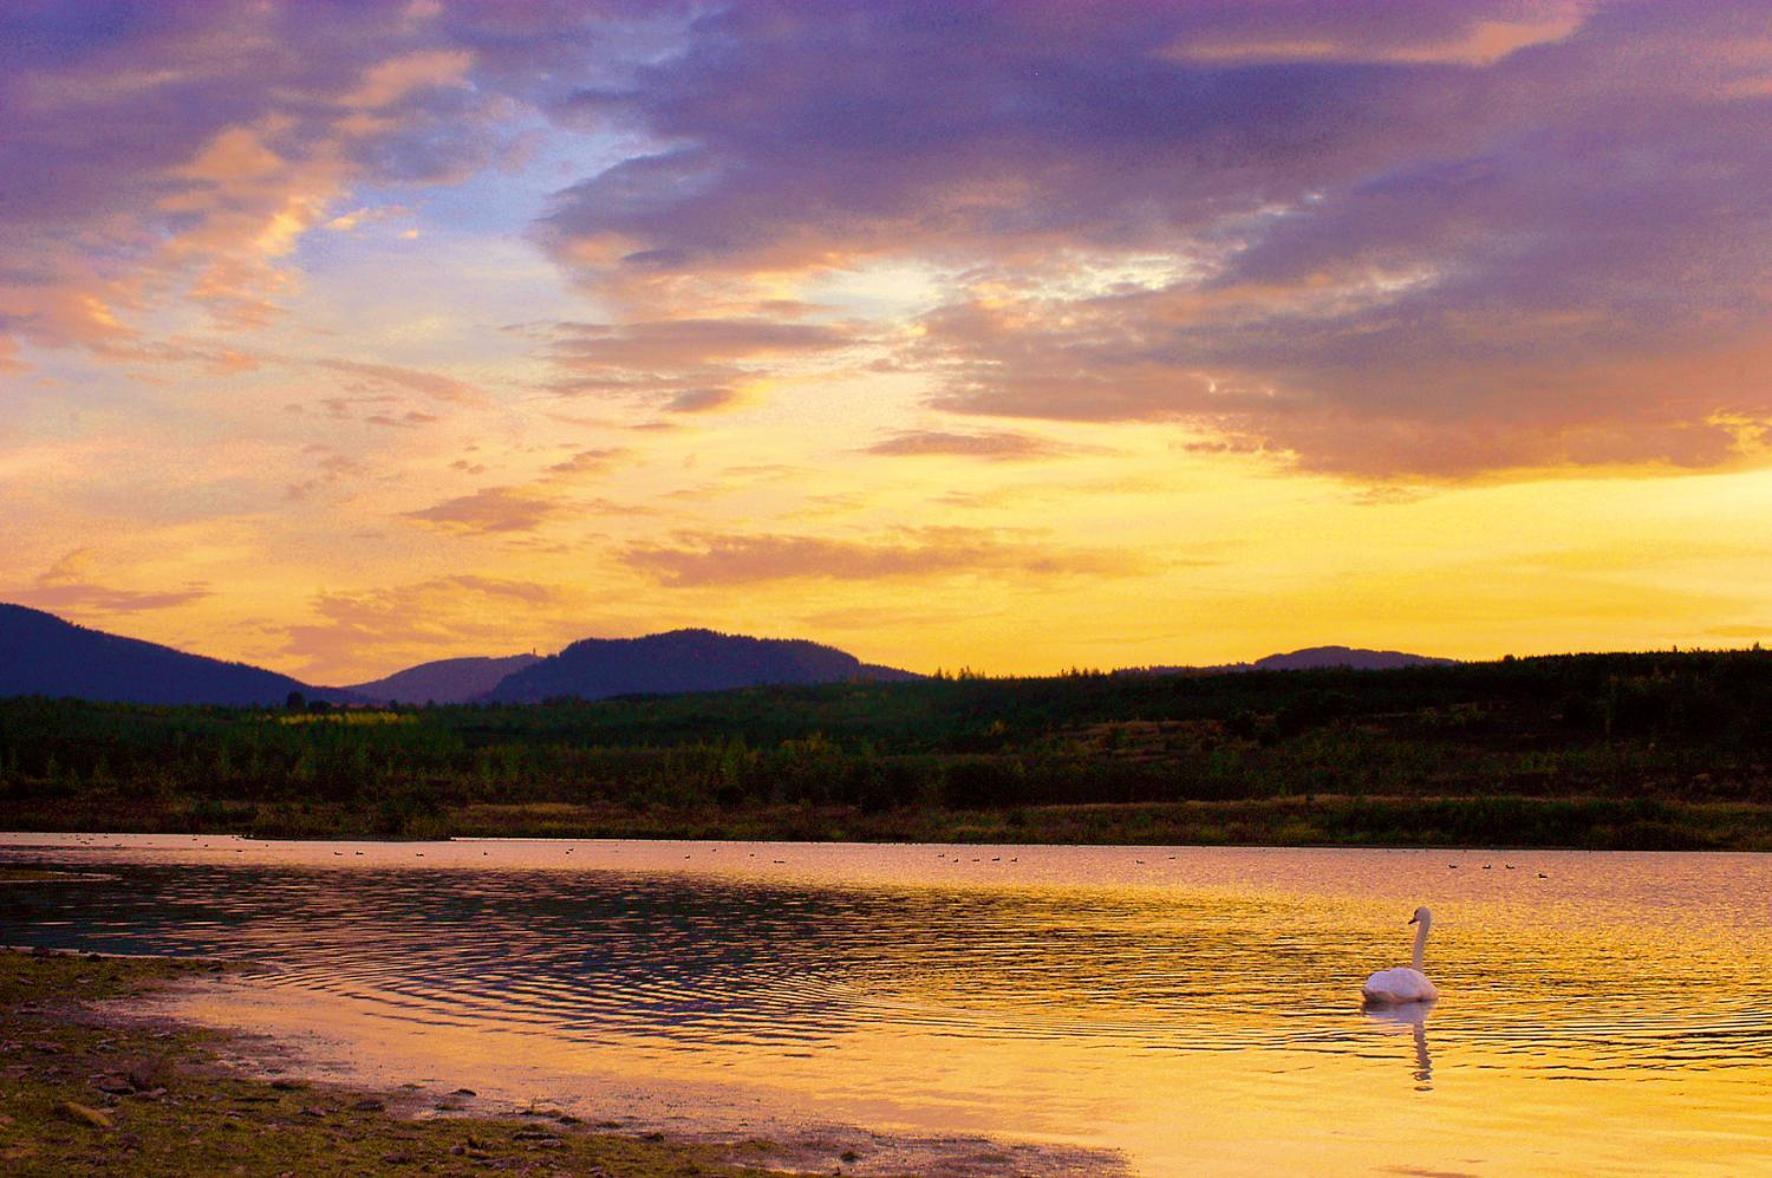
(1411, 918, 1431, 971)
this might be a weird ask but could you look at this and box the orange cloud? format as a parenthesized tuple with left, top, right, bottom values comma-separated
(281, 574, 569, 682)
(402, 486, 569, 535)
(863, 429, 1097, 462)
(625, 528, 1151, 587)
(12, 549, 210, 615)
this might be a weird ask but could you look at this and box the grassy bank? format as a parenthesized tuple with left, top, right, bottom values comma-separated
(3, 794, 1766, 850)
(2, 649, 1767, 849)
(0, 949, 845, 1176)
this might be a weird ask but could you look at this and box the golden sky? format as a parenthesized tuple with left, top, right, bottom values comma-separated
(3, 1, 1770, 684)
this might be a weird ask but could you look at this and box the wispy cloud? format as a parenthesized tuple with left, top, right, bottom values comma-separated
(543, 447, 630, 479)
(625, 528, 1151, 587)
(0, 3, 513, 359)
(402, 486, 568, 535)
(863, 429, 1095, 462)
(317, 359, 488, 406)
(281, 574, 569, 681)
(535, 316, 867, 412)
(13, 549, 210, 614)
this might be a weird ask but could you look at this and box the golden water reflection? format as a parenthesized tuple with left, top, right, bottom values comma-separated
(3, 836, 1770, 1175)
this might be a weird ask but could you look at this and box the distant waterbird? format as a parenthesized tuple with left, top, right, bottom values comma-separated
(1361, 907, 1440, 1006)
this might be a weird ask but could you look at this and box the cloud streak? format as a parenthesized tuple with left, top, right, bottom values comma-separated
(863, 429, 1095, 462)
(317, 360, 488, 406)
(625, 528, 1149, 587)
(402, 486, 569, 535)
(13, 549, 210, 615)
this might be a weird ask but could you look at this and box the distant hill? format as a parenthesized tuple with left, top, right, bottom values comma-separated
(1122, 645, 1457, 676)
(342, 654, 540, 705)
(1249, 646, 1458, 672)
(486, 628, 918, 703)
(0, 603, 323, 706)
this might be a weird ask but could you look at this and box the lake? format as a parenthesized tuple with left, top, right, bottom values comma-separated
(4, 834, 1770, 1175)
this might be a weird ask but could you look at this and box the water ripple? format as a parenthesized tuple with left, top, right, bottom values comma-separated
(6, 842, 1770, 1078)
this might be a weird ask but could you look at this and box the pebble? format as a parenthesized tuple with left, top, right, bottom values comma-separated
(57, 1101, 114, 1129)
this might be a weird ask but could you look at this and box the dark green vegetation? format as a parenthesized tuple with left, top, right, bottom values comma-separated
(0, 949, 827, 1176)
(1, 649, 1768, 849)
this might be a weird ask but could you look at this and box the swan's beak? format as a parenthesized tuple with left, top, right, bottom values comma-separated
(1407, 914, 1419, 924)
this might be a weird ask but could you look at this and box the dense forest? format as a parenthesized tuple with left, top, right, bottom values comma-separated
(1, 649, 1768, 849)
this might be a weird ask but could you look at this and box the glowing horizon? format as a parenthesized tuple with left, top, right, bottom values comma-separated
(4, 1, 1770, 684)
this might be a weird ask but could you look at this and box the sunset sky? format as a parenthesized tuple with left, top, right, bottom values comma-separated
(4, 0, 1771, 684)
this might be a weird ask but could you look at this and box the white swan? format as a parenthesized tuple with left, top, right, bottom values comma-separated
(1361, 906, 1439, 1005)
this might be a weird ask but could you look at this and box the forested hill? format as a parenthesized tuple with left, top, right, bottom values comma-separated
(343, 654, 540, 705)
(0, 604, 318, 706)
(486, 628, 918, 703)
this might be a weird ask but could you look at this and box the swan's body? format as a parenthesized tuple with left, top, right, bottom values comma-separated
(1361, 964, 1437, 1004)
(1361, 907, 1439, 1005)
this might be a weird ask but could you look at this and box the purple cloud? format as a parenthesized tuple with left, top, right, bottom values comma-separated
(536, 316, 865, 409)
(529, 0, 1772, 476)
(12, 2, 1772, 478)
(0, 2, 520, 355)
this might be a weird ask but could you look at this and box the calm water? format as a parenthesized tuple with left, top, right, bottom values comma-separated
(4, 835, 1770, 1175)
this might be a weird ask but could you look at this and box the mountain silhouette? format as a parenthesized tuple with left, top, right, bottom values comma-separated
(486, 628, 917, 703)
(343, 654, 540, 705)
(1122, 645, 1456, 676)
(0, 603, 322, 705)
(1249, 646, 1457, 671)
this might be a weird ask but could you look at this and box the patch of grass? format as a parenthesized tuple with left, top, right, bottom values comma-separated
(0, 951, 852, 1177)
(0, 950, 219, 1007)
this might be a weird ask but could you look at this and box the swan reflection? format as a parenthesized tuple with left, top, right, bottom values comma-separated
(1364, 1002, 1434, 1089)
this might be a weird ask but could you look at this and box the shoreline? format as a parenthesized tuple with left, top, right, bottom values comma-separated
(0, 946, 1124, 1177)
(1, 947, 816, 1176)
(4, 791, 1768, 852)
